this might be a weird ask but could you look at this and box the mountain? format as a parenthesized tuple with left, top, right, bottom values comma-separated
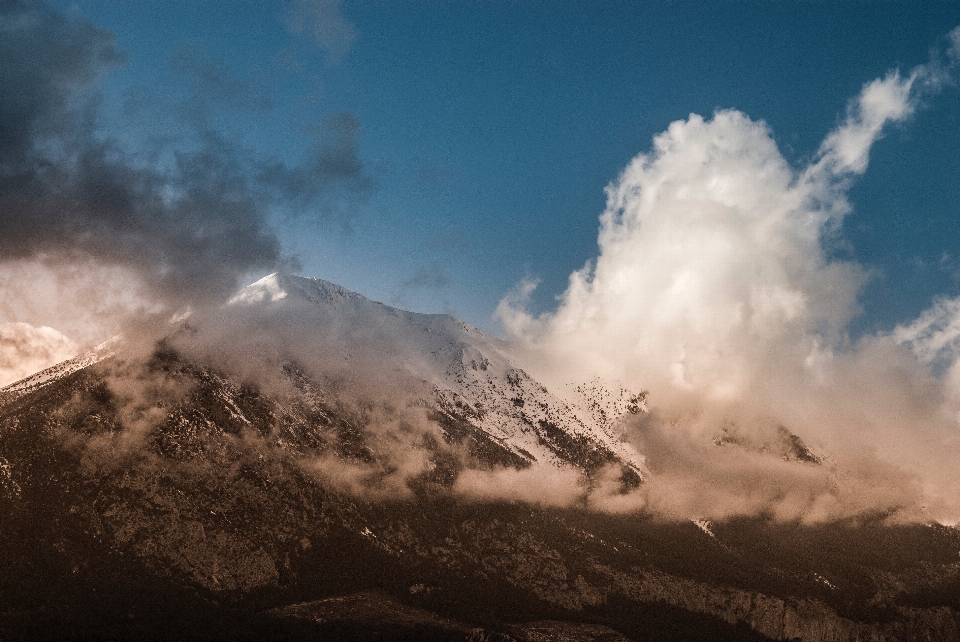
(1, 274, 958, 641)
(225, 273, 646, 476)
(0, 336, 118, 406)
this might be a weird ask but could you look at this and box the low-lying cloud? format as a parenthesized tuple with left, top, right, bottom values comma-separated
(453, 465, 585, 507)
(6, 3, 960, 525)
(0, 322, 77, 387)
(500, 27, 960, 523)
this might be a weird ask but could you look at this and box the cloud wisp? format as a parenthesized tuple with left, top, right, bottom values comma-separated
(284, 0, 358, 66)
(499, 27, 960, 523)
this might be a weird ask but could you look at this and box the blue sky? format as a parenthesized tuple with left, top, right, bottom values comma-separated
(21, 1, 960, 337)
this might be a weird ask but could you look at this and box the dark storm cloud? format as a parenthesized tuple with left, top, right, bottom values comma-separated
(0, 1, 115, 162)
(0, 0, 280, 308)
(0, 1, 370, 313)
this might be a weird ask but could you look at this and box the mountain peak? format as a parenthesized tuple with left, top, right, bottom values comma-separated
(220, 273, 646, 474)
(228, 272, 369, 307)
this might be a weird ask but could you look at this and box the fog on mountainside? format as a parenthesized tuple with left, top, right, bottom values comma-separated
(0, 272, 948, 527)
(3, 4, 960, 637)
(1, 0, 959, 526)
(2, 272, 960, 641)
(8, 52, 960, 521)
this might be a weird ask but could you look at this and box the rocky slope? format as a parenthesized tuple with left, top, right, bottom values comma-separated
(1, 275, 958, 641)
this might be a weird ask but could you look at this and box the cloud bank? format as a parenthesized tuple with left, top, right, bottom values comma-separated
(500, 27, 960, 523)
(0, 1, 280, 312)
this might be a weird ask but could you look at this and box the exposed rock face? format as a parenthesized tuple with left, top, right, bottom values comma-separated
(1, 275, 958, 640)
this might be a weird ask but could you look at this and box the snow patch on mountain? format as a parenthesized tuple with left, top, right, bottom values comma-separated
(564, 378, 648, 444)
(0, 336, 120, 405)
(229, 274, 646, 474)
(0, 274, 647, 477)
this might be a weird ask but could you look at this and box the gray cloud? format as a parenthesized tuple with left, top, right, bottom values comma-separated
(0, 1, 371, 325)
(0, 0, 123, 166)
(0, 1, 281, 312)
(257, 111, 374, 225)
(284, 0, 358, 66)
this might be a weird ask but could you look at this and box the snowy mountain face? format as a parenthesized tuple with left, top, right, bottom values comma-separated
(223, 273, 646, 478)
(0, 273, 645, 480)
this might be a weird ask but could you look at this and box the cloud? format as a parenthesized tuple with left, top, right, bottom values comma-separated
(0, 2, 371, 340)
(501, 106, 865, 404)
(257, 111, 373, 225)
(284, 0, 358, 65)
(0, 1, 282, 314)
(612, 410, 926, 524)
(895, 295, 960, 427)
(806, 70, 915, 179)
(0, 259, 159, 348)
(0, 322, 77, 387)
(894, 297, 960, 370)
(0, 0, 124, 165)
(453, 464, 585, 507)
(500, 28, 960, 523)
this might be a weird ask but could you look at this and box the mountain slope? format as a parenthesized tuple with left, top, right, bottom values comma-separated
(224, 273, 646, 477)
(0, 336, 118, 406)
(1, 274, 958, 641)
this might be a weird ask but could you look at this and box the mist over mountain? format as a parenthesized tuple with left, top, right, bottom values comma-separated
(2, 274, 959, 641)
(3, 4, 960, 638)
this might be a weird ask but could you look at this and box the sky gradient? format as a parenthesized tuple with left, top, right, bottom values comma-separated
(2, 0, 960, 349)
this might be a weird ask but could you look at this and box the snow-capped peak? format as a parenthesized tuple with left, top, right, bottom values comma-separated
(229, 273, 370, 307)
(224, 274, 646, 474)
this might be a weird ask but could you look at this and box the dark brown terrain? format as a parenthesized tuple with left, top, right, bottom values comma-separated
(1, 340, 958, 641)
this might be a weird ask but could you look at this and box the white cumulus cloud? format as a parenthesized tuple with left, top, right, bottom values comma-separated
(499, 31, 960, 523)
